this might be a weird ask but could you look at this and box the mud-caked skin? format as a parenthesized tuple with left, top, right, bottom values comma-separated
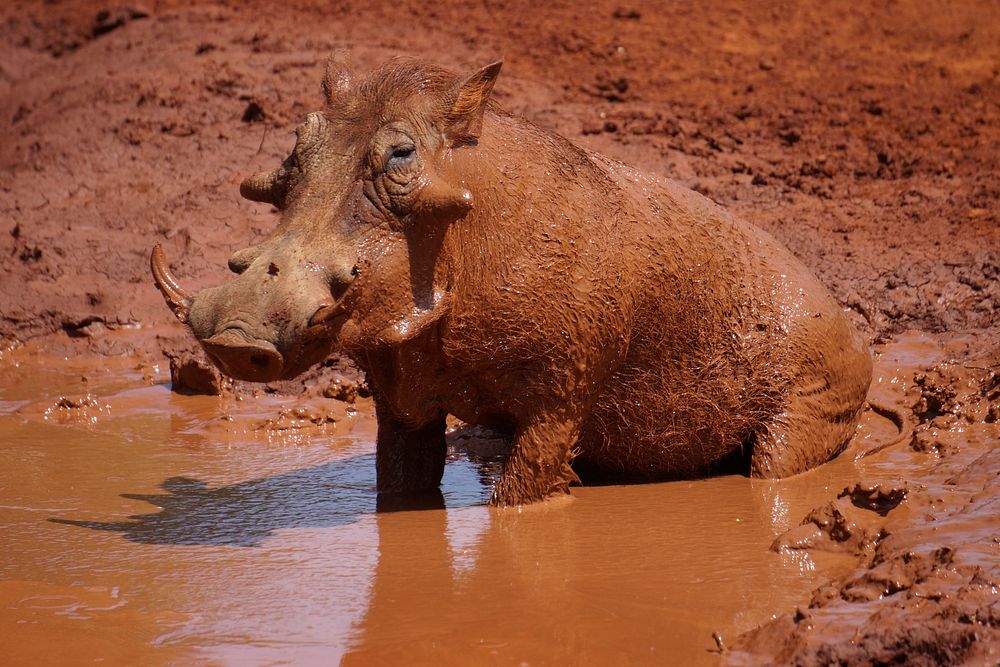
(151, 56, 873, 506)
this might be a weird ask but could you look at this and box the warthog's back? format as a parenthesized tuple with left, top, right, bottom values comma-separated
(572, 156, 872, 478)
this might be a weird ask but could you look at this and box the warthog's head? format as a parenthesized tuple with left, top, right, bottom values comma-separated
(152, 56, 502, 382)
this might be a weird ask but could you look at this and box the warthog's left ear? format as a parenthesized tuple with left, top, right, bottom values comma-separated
(322, 50, 354, 106)
(445, 60, 503, 143)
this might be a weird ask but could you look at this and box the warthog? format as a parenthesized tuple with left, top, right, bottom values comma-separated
(152, 56, 872, 505)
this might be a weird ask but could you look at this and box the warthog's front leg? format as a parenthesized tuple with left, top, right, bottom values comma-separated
(491, 414, 582, 506)
(374, 399, 447, 496)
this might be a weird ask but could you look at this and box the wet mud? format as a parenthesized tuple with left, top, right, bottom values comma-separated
(731, 333, 1000, 665)
(1, 0, 998, 664)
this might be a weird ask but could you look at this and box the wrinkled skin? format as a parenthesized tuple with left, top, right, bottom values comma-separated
(152, 56, 873, 506)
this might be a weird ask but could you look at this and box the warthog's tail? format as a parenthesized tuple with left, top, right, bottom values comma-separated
(856, 398, 914, 458)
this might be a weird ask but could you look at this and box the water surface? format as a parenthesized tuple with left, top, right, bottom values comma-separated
(0, 339, 892, 665)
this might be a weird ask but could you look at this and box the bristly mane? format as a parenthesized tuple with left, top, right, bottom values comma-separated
(325, 57, 500, 127)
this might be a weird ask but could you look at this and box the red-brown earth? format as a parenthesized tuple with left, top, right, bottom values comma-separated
(1, 1, 998, 664)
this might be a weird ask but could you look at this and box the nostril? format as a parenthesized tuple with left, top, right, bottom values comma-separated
(201, 330, 283, 382)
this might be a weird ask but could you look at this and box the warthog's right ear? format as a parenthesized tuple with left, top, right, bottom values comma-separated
(322, 51, 354, 105)
(445, 60, 503, 143)
(240, 169, 280, 204)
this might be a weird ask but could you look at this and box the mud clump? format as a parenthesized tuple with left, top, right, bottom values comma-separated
(840, 481, 908, 516)
(92, 6, 149, 37)
(266, 356, 368, 402)
(736, 371, 1000, 665)
(908, 358, 1000, 456)
(322, 378, 363, 403)
(165, 349, 228, 396)
(161, 339, 366, 401)
(258, 406, 338, 432)
(772, 481, 908, 556)
(913, 362, 1000, 428)
(747, 498, 1000, 664)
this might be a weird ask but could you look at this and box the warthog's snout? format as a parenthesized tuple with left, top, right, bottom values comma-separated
(200, 328, 284, 383)
(151, 243, 340, 383)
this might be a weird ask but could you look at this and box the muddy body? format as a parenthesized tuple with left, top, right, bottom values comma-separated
(152, 58, 872, 504)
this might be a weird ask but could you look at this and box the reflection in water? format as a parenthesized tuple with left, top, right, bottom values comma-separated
(341, 465, 847, 665)
(445, 504, 490, 575)
(759, 478, 820, 576)
(45, 429, 840, 664)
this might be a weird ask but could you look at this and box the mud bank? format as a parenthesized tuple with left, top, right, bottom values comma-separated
(1, 0, 998, 664)
(729, 333, 1000, 665)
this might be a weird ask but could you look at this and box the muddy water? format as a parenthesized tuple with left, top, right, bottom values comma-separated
(0, 338, 911, 665)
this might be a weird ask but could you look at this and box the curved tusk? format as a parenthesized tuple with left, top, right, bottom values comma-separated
(150, 244, 192, 324)
(239, 170, 279, 204)
(308, 302, 345, 327)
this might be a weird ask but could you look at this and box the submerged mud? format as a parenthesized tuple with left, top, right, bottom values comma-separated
(1, 0, 998, 663)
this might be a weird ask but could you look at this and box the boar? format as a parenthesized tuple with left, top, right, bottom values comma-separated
(152, 56, 872, 505)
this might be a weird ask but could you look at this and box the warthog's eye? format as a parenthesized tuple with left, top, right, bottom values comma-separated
(385, 144, 416, 171)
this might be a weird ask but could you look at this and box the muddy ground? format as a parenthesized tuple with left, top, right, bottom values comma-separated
(1, 0, 998, 664)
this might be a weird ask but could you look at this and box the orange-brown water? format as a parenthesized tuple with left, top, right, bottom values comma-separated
(1, 336, 915, 665)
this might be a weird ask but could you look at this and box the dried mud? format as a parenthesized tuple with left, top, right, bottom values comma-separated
(1, 1, 998, 664)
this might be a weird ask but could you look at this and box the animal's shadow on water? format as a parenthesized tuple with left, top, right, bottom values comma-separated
(50, 452, 480, 547)
(50, 424, 509, 547)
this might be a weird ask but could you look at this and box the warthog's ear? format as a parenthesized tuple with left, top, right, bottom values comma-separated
(240, 169, 280, 204)
(322, 51, 353, 105)
(445, 60, 503, 143)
